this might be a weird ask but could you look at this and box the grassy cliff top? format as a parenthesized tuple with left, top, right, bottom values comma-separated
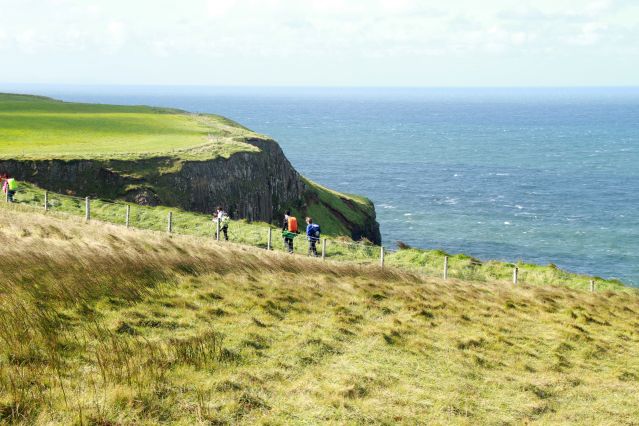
(1, 207, 638, 424)
(0, 93, 262, 161)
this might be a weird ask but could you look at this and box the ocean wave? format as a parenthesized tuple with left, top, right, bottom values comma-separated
(435, 197, 459, 205)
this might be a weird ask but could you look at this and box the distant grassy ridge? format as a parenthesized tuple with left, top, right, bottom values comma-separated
(6, 183, 627, 291)
(0, 207, 637, 424)
(0, 93, 381, 242)
(0, 93, 261, 161)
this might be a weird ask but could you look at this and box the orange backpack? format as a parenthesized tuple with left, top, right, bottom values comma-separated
(287, 216, 298, 233)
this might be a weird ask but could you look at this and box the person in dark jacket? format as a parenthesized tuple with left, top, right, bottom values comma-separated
(305, 216, 321, 257)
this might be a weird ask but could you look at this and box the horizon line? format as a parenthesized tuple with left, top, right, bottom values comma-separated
(1, 83, 639, 90)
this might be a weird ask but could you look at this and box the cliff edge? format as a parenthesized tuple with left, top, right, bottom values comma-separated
(0, 93, 381, 243)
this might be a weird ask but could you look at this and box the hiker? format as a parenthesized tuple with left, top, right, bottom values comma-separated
(5, 175, 17, 202)
(213, 206, 230, 241)
(282, 210, 298, 253)
(305, 217, 321, 257)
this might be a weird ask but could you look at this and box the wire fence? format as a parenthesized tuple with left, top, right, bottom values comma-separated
(8, 186, 384, 264)
(3, 185, 606, 291)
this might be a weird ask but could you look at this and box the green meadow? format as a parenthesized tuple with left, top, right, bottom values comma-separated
(0, 93, 261, 161)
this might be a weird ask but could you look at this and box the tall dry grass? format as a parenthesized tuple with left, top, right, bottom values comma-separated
(0, 208, 637, 424)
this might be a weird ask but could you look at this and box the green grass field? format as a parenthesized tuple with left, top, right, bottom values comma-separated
(0, 207, 637, 424)
(0, 93, 261, 160)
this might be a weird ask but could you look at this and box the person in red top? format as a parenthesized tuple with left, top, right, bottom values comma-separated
(1, 174, 8, 199)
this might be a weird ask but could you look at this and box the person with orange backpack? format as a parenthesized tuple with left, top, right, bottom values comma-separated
(281, 210, 298, 253)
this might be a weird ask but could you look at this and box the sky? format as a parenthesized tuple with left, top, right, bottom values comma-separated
(0, 0, 638, 87)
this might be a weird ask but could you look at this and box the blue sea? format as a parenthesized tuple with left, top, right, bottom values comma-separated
(4, 85, 639, 285)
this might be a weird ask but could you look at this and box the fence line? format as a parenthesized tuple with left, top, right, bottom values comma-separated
(4, 186, 602, 290)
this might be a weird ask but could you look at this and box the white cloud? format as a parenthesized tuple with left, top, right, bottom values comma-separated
(566, 22, 609, 45)
(583, 0, 613, 16)
(0, 0, 637, 85)
(105, 20, 127, 52)
(206, 0, 239, 18)
(15, 29, 39, 54)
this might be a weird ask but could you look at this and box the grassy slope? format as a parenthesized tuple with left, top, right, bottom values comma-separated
(12, 183, 382, 261)
(0, 208, 638, 425)
(0, 93, 260, 161)
(387, 248, 627, 292)
(9, 183, 626, 290)
(298, 178, 377, 239)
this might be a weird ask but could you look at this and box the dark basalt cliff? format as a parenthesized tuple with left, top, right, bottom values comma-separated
(0, 138, 381, 244)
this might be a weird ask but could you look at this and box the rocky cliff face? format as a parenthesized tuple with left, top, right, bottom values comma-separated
(0, 138, 381, 243)
(160, 138, 305, 222)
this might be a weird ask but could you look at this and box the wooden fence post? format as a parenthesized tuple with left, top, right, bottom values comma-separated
(322, 238, 327, 260)
(590, 280, 595, 292)
(513, 266, 519, 285)
(380, 246, 385, 268)
(85, 197, 90, 221)
(267, 228, 272, 250)
(167, 211, 172, 233)
(125, 205, 130, 228)
(44, 191, 48, 211)
(444, 256, 449, 280)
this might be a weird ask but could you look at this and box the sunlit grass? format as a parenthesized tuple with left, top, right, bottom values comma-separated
(0, 208, 637, 424)
(0, 93, 261, 161)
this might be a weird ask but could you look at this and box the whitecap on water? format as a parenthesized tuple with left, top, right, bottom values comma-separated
(404, 213, 412, 216)
(443, 197, 458, 205)
(504, 221, 511, 225)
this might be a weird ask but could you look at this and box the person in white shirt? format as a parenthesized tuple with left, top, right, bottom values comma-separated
(213, 206, 229, 241)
